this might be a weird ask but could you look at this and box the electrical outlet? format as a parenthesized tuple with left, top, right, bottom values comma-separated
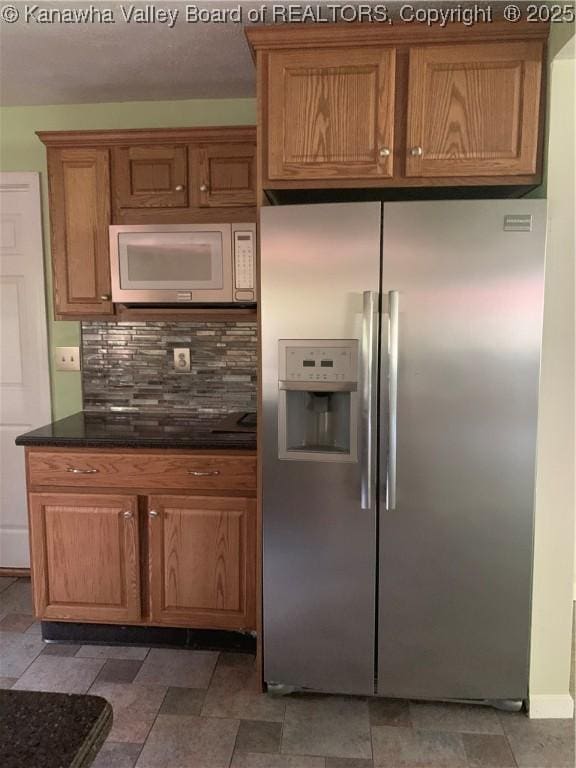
(173, 348, 190, 372)
(55, 346, 81, 372)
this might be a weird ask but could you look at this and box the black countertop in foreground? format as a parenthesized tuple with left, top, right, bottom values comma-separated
(0, 690, 112, 768)
(15, 411, 257, 451)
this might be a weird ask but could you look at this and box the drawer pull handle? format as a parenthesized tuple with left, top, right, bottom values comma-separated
(187, 470, 221, 477)
(66, 467, 99, 474)
(123, 511, 133, 519)
(149, 510, 159, 518)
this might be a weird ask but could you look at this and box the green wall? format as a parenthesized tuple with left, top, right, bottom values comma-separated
(0, 99, 256, 420)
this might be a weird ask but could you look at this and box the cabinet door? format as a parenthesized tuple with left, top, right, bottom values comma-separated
(29, 493, 140, 623)
(148, 495, 256, 630)
(47, 147, 113, 316)
(267, 48, 396, 180)
(193, 144, 256, 207)
(406, 42, 543, 177)
(114, 145, 188, 208)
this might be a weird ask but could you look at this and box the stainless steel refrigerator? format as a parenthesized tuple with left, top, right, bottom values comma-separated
(261, 200, 546, 705)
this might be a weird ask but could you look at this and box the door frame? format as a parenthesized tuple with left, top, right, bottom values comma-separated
(0, 171, 51, 567)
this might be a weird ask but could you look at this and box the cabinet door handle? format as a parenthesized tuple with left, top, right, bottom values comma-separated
(149, 510, 159, 518)
(379, 147, 391, 157)
(410, 146, 423, 157)
(123, 511, 133, 519)
(187, 469, 221, 477)
(199, 184, 208, 193)
(100, 294, 111, 301)
(175, 185, 184, 191)
(66, 467, 99, 474)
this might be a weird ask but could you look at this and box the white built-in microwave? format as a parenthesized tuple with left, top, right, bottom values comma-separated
(109, 223, 256, 305)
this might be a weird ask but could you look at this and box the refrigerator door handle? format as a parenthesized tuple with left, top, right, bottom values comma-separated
(360, 290, 378, 510)
(386, 290, 399, 510)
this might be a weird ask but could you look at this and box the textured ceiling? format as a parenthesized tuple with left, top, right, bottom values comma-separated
(0, 1, 262, 105)
(1, 1, 556, 107)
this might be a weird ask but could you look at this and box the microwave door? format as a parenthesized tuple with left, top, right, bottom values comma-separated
(112, 227, 233, 303)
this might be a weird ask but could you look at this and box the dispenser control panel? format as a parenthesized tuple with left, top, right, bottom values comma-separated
(281, 341, 358, 383)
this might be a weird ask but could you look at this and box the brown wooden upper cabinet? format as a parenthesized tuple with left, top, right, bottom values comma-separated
(405, 42, 543, 178)
(38, 127, 256, 318)
(193, 143, 257, 207)
(246, 21, 548, 188)
(114, 144, 189, 208)
(47, 147, 113, 316)
(267, 48, 396, 180)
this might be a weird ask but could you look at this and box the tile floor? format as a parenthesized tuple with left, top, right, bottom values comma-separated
(0, 577, 574, 768)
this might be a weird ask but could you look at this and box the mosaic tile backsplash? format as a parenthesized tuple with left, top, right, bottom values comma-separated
(81, 321, 257, 415)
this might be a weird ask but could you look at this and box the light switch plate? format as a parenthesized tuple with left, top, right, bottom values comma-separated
(173, 348, 190, 372)
(55, 346, 81, 372)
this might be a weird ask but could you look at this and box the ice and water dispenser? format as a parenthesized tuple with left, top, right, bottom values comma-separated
(277, 340, 358, 462)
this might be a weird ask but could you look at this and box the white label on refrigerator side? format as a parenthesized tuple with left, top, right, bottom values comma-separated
(503, 215, 533, 232)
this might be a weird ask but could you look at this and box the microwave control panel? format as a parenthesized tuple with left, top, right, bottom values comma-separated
(233, 230, 255, 300)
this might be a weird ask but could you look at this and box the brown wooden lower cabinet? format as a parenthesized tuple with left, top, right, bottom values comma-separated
(148, 495, 256, 630)
(29, 492, 141, 623)
(25, 448, 257, 632)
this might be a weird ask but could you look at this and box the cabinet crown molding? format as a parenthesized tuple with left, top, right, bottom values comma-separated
(37, 125, 256, 148)
(245, 20, 549, 56)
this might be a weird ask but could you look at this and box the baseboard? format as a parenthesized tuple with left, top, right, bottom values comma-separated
(0, 566, 30, 578)
(42, 621, 256, 653)
(528, 693, 574, 719)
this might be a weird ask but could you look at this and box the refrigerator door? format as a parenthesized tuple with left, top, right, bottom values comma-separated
(261, 202, 381, 695)
(378, 200, 546, 701)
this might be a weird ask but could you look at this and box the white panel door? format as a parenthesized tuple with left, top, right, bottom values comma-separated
(0, 173, 51, 567)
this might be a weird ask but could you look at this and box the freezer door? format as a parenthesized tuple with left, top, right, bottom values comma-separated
(261, 202, 381, 695)
(378, 200, 546, 701)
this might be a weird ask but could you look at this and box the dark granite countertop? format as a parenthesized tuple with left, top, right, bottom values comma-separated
(0, 690, 112, 768)
(15, 411, 257, 451)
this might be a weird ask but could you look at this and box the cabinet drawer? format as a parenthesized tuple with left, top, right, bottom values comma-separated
(28, 451, 256, 492)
